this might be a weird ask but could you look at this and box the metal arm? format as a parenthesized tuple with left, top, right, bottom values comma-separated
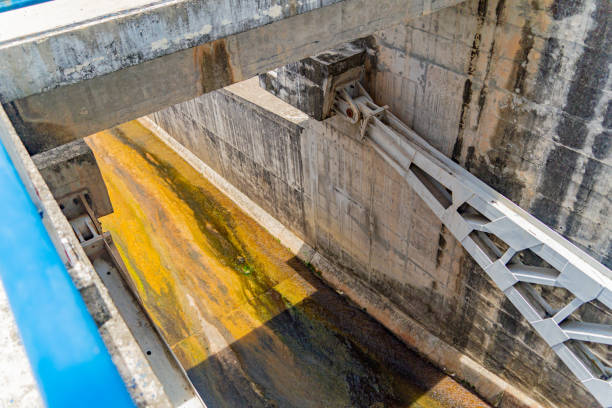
(334, 82, 612, 408)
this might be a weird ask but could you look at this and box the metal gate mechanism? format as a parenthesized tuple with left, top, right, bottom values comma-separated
(334, 81, 612, 408)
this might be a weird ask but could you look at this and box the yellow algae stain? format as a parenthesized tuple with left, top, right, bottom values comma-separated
(98, 174, 160, 297)
(171, 334, 211, 371)
(87, 122, 310, 357)
(86, 120, 488, 408)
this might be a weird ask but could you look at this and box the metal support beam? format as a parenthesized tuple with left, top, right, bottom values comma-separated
(334, 82, 612, 408)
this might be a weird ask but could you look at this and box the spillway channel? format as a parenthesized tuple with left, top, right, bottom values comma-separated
(86, 121, 488, 408)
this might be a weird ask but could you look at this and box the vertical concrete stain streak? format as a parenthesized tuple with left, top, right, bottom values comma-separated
(451, 0, 489, 163)
(465, 0, 542, 204)
(531, 0, 611, 239)
(510, 23, 534, 97)
(195, 39, 237, 95)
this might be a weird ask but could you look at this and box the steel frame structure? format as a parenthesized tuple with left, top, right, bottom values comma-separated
(334, 82, 612, 407)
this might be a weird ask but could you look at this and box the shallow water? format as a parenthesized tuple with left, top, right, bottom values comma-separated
(87, 121, 487, 408)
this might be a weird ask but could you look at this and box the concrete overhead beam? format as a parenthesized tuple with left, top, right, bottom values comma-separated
(0, 0, 464, 154)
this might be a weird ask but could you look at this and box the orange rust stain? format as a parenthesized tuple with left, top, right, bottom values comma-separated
(194, 39, 241, 94)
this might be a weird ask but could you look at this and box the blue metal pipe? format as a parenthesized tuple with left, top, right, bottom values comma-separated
(0, 0, 52, 13)
(0, 139, 134, 407)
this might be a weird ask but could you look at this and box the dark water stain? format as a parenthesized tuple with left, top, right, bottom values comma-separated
(592, 131, 611, 160)
(563, 158, 607, 244)
(531, 0, 611, 229)
(474, 0, 506, 129)
(454, 0, 514, 164)
(591, 101, 612, 160)
(450, 0, 490, 163)
(511, 24, 535, 96)
(456, 0, 539, 206)
(468, 0, 588, 208)
(482, 298, 518, 370)
(435, 226, 447, 268)
(465, 118, 531, 203)
(603, 242, 612, 268)
(464, 146, 476, 171)
(550, 0, 585, 20)
(531, 37, 563, 103)
(451, 79, 474, 162)
(449, 255, 483, 350)
(530, 145, 578, 227)
(602, 100, 612, 129)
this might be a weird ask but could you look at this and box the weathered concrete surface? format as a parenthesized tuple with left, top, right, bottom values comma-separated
(0, 0, 466, 154)
(32, 139, 113, 218)
(148, 72, 610, 408)
(368, 0, 612, 270)
(363, 2, 612, 403)
(0, 106, 175, 408)
(261, 17, 612, 405)
(259, 39, 370, 120)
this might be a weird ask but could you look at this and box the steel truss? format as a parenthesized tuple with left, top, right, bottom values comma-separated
(334, 82, 612, 407)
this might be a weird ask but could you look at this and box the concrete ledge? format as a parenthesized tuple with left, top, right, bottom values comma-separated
(140, 114, 546, 408)
(0, 106, 174, 407)
(0, 279, 44, 408)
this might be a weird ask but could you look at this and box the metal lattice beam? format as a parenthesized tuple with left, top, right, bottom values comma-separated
(334, 82, 612, 408)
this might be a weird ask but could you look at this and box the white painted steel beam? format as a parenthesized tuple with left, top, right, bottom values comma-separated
(334, 83, 612, 408)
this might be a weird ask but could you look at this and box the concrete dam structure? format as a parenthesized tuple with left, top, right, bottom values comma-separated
(0, 1, 610, 408)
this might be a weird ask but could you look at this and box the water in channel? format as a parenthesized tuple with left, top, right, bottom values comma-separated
(86, 121, 487, 408)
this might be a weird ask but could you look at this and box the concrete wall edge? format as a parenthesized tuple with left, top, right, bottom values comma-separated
(0, 105, 175, 407)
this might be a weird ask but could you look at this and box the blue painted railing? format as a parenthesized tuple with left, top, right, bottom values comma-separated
(0, 0, 51, 13)
(0, 138, 134, 407)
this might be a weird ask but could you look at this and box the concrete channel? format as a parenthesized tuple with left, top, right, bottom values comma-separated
(1, 0, 610, 406)
(84, 120, 488, 408)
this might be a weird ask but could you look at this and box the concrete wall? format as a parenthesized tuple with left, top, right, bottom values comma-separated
(369, 0, 611, 268)
(147, 79, 584, 408)
(32, 140, 113, 218)
(147, 1, 611, 405)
